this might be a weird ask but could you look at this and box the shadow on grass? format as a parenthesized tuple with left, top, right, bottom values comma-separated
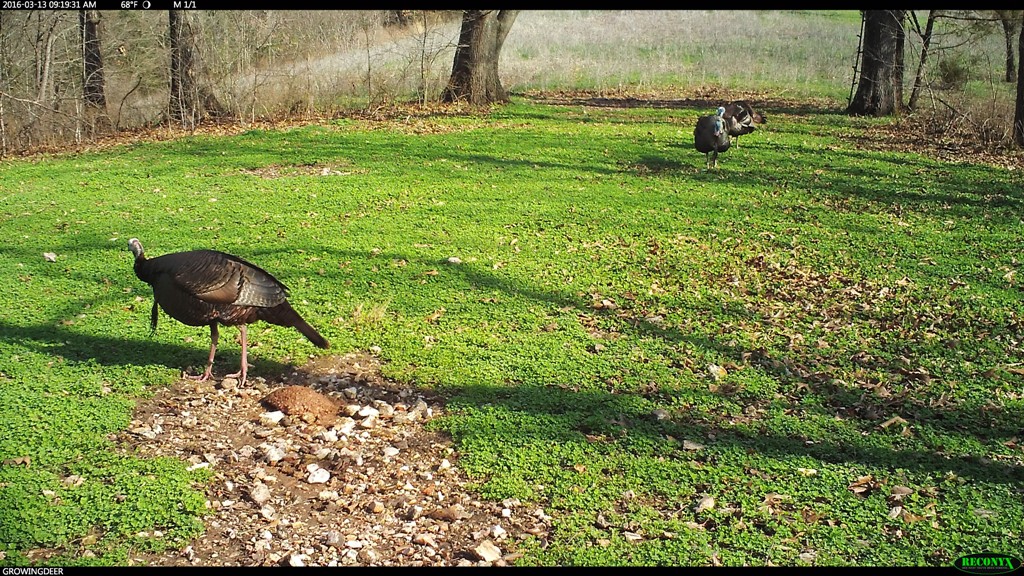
(520, 93, 846, 116)
(0, 319, 293, 382)
(448, 381, 1024, 485)
(232, 244, 1024, 486)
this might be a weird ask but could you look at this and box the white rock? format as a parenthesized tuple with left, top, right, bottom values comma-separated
(259, 411, 286, 425)
(357, 548, 378, 563)
(413, 534, 437, 547)
(335, 418, 356, 435)
(357, 405, 379, 418)
(324, 531, 343, 547)
(308, 467, 331, 484)
(249, 483, 272, 505)
(260, 444, 286, 463)
(472, 540, 503, 562)
(287, 553, 306, 567)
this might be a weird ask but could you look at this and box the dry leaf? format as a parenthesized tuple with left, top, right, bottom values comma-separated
(879, 415, 908, 429)
(2, 456, 31, 467)
(848, 475, 880, 496)
(901, 510, 926, 523)
(695, 495, 715, 513)
(707, 364, 728, 381)
(682, 440, 705, 451)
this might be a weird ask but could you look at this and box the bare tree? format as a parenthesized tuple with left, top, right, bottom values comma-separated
(80, 9, 104, 107)
(907, 10, 938, 111)
(384, 10, 413, 28)
(441, 10, 518, 105)
(168, 9, 223, 128)
(995, 10, 1023, 83)
(1014, 18, 1024, 146)
(33, 11, 67, 107)
(848, 10, 907, 116)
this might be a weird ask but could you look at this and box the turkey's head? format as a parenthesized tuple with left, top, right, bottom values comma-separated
(128, 238, 145, 260)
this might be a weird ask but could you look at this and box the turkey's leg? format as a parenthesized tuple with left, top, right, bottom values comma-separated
(225, 324, 249, 385)
(185, 323, 218, 381)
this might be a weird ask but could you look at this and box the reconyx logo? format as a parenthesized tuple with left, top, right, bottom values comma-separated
(954, 553, 1022, 575)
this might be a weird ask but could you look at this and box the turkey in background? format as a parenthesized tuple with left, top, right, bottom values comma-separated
(694, 106, 731, 170)
(721, 100, 766, 148)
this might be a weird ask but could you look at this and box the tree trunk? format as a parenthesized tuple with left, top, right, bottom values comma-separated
(34, 12, 64, 107)
(168, 10, 224, 128)
(441, 10, 519, 105)
(1014, 18, 1024, 146)
(998, 11, 1019, 83)
(80, 9, 105, 107)
(907, 10, 937, 111)
(848, 10, 907, 116)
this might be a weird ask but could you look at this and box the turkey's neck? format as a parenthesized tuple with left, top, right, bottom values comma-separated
(134, 257, 155, 283)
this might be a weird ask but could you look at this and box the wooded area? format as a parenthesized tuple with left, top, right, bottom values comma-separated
(0, 9, 1022, 156)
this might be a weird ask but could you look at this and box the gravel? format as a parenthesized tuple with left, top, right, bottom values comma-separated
(117, 352, 549, 566)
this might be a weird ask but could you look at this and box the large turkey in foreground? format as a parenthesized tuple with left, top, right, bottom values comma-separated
(128, 238, 329, 385)
(721, 100, 765, 148)
(694, 106, 731, 170)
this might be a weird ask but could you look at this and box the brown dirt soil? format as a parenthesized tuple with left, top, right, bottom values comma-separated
(117, 352, 550, 567)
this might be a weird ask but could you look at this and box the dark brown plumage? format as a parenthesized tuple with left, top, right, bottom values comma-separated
(721, 101, 765, 148)
(128, 238, 329, 385)
(694, 107, 731, 170)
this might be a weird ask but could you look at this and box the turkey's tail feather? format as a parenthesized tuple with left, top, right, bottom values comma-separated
(295, 318, 330, 349)
(259, 302, 330, 349)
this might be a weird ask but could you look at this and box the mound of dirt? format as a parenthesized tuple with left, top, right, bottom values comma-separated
(260, 385, 339, 425)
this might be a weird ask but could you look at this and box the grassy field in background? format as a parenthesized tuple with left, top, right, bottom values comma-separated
(1, 93, 1022, 566)
(503, 11, 864, 100)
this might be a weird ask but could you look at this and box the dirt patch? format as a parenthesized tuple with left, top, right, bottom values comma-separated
(238, 164, 361, 179)
(118, 352, 550, 566)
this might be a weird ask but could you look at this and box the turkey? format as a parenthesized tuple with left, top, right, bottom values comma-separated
(694, 106, 731, 170)
(721, 101, 765, 148)
(128, 238, 329, 385)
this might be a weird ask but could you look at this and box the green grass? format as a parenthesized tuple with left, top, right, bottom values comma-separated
(1, 96, 1022, 566)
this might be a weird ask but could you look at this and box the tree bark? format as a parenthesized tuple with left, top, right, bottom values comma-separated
(1014, 18, 1024, 146)
(996, 11, 1020, 83)
(34, 12, 64, 107)
(848, 10, 907, 116)
(80, 9, 105, 107)
(441, 10, 519, 105)
(168, 10, 224, 128)
(907, 10, 937, 111)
